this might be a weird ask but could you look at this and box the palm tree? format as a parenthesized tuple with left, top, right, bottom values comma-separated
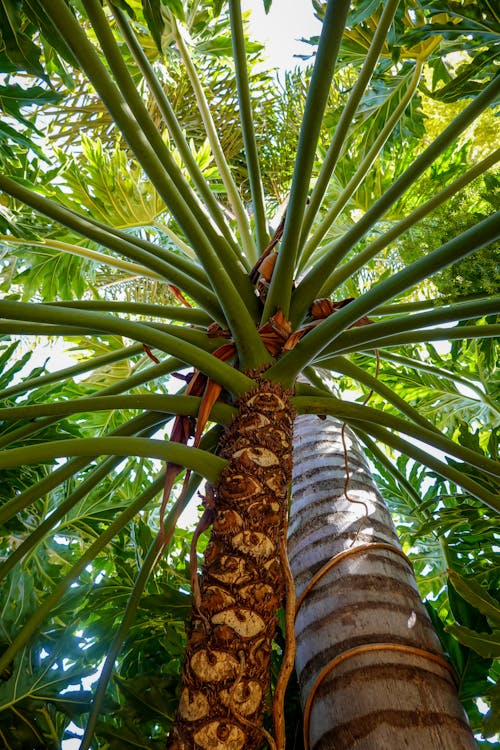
(291, 415, 478, 750)
(0, 1, 498, 748)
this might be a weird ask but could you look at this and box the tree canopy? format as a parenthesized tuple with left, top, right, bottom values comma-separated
(0, 0, 499, 748)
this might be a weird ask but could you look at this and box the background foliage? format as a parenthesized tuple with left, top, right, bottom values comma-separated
(0, 0, 498, 747)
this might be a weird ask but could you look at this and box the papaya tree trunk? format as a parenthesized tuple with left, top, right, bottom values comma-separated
(167, 379, 294, 750)
(289, 413, 476, 750)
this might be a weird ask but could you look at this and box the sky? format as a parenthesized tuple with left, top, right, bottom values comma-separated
(241, 0, 321, 69)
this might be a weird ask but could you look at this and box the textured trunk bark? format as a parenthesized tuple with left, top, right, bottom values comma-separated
(289, 414, 476, 750)
(167, 380, 294, 750)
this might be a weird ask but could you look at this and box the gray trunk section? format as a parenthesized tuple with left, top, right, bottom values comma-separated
(289, 414, 476, 750)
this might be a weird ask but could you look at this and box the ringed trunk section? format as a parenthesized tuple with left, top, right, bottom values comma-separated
(289, 414, 476, 750)
(167, 380, 294, 750)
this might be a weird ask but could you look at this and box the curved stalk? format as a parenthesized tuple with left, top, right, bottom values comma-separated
(0, 410, 78, 450)
(0, 460, 144, 582)
(300, 58, 423, 267)
(0, 436, 227, 479)
(0, 455, 102, 524)
(320, 295, 500, 354)
(373, 293, 494, 316)
(0, 301, 253, 395)
(36, 0, 262, 349)
(0, 344, 198, 454)
(153, 222, 197, 260)
(0, 394, 235, 423)
(326, 148, 500, 290)
(0, 471, 191, 677)
(80, 534, 164, 750)
(0, 413, 166, 524)
(291, 75, 500, 323)
(81, 0, 252, 282)
(269, 211, 500, 383)
(0, 351, 181, 428)
(80, 465, 204, 750)
(171, 17, 256, 263)
(294, 379, 333, 400)
(321, 355, 441, 432)
(262, 0, 351, 320)
(0, 321, 220, 347)
(349, 420, 500, 513)
(0, 344, 142, 401)
(353, 427, 425, 513)
(0, 235, 163, 281)
(326, 324, 500, 356)
(109, 3, 240, 256)
(378, 350, 498, 412)
(291, 396, 500, 479)
(0, 352, 186, 451)
(0, 323, 97, 336)
(0, 175, 221, 320)
(0, 422, 166, 583)
(82, 219, 207, 284)
(299, 0, 401, 255)
(228, 0, 268, 253)
(144, 322, 225, 347)
(47, 300, 211, 325)
(302, 365, 335, 395)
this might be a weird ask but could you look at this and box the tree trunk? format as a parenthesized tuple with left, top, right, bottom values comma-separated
(289, 413, 476, 750)
(167, 380, 294, 750)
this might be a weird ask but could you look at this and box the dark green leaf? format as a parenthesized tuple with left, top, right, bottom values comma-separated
(445, 623, 500, 659)
(482, 681, 500, 736)
(142, 0, 165, 52)
(0, 119, 48, 160)
(448, 570, 500, 628)
(109, 0, 137, 19)
(0, 83, 63, 118)
(0, 0, 46, 79)
(162, 0, 185, 22)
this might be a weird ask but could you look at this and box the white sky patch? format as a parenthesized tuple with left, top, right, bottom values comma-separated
(61, 661, 104, 748)
(14, 338, 76, 379)
(241, 0, 321, 70)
